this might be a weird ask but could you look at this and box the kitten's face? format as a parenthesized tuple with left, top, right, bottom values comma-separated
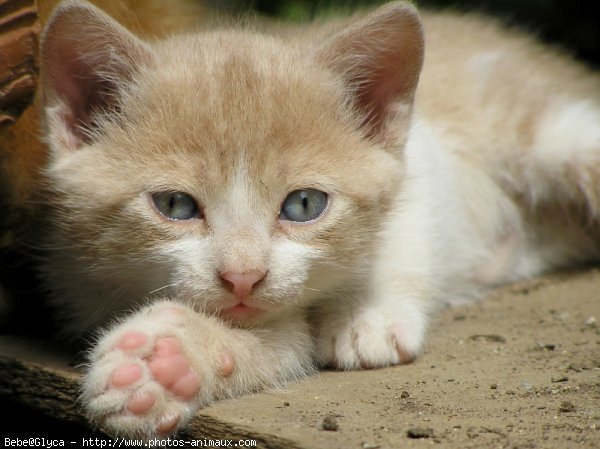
(41, 1, 422, 330)
(45, 33, 403, 325)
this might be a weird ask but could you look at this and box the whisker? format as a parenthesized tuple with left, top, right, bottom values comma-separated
(148, 283, 177, 296)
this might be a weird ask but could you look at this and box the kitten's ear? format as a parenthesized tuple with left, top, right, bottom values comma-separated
(40, 0, 153, 154)
(316, 2, 424, 148)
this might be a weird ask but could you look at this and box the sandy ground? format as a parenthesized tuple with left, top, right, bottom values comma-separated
(1, 269, 599, 448)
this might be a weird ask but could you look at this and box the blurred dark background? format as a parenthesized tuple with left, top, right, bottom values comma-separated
(206, 0, 599, 67)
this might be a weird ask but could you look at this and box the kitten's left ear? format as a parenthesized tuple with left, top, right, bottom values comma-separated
(316, 1, 424, 149)
(40, 0, 154, 155)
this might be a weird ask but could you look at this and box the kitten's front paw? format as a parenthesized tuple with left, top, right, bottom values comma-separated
(315, 301, 427, 370)
(83, 303, 233, 438)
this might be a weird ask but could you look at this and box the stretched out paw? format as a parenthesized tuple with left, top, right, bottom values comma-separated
(315, 301, 426, 370)
(83, 303, 233, 438)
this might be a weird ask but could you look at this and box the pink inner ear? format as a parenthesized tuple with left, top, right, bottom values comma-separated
(353, 38, 423, 140)
(54, 65, 91, 142)
(357, 67, 407, 135)
(41, 0, 153, 151)
(50, 45, 117, 145)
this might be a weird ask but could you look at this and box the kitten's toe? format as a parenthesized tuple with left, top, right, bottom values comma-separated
(110, 363, 144, 387)
(358, 329, 416, 369)
(147, 337, 201, 399)
(126, 391, 156, 414)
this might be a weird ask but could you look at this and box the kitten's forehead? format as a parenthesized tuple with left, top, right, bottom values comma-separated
(91, 30, 401, 208)
(137, 31, 357, 156)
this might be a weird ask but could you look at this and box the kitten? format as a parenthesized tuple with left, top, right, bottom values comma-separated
(38, 0, 600, 438)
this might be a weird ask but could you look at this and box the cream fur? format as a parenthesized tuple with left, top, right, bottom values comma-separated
(37, 0, 600, 438)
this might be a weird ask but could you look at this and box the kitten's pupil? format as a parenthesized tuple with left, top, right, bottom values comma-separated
(152, 192, 200, 221)
(280, 189, 328, 223)
(302, 196, 308, 210)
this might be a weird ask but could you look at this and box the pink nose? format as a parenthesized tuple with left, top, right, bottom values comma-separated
(220, 271, 266, 301)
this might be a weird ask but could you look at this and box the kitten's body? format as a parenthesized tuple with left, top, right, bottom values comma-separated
(412, 13, 600, 297)
(37, 0, 599, 438)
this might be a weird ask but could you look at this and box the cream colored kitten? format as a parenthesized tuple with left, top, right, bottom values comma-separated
(38, 0, 599, 438)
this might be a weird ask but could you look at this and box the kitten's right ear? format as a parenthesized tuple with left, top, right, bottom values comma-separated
(40, 0, 153, 154)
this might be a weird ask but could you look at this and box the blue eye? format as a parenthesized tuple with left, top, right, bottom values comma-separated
(280, 189, 328, 222)
(152, 192, 201, 220)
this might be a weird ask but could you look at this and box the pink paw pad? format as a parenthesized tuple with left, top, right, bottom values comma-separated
(148, 337, 201, 400)
(127, 392, 156, 415)
(219, 351, 234, 377)
(111, 364, 142, 388)
(117, 331, 148, 351)
(157, 414, 180, 434)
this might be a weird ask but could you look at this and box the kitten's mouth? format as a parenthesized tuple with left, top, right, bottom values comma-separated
(220, 302, 263, 320)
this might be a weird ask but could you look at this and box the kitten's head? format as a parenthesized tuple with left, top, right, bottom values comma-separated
(39, 0, 424, 332)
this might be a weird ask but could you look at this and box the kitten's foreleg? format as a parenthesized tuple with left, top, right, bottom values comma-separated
(313, 167, 439, 370)
(83, 300, 313, 438)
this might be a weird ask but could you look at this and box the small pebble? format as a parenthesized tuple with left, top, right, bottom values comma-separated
(584, 316, 596, 327)
(490, 383, 498, 390)
(321, 415, 339, 431)
(536, 342, 556, 351)
(559, 401, 576, 413)
(283, 401, 290, 406)
(407, 427, 434, 439)
(400, 391, 410, 399)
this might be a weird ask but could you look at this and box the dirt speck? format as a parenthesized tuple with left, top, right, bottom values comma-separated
(468, 334, 506, 343)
